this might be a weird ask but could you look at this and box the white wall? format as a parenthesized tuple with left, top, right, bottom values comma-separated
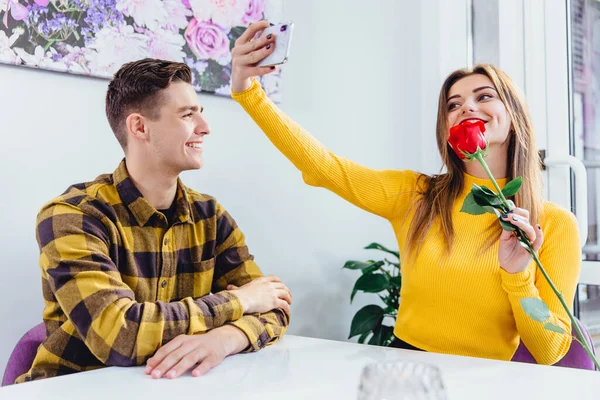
(0, 0, 469, 374)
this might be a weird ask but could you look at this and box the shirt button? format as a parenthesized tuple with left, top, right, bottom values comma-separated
(161, 280, 167, 288)
(163, 238, 168, 246)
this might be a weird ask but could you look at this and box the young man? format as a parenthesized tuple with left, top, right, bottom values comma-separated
(16, 58, 291, 383)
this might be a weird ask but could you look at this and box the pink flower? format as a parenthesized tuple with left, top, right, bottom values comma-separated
(3, 0, 28, 27)
(189, 0, 248, 29)
(33, 0, 49, 6)
(185, 18, 230, 62)
(241, 0, 263, 25)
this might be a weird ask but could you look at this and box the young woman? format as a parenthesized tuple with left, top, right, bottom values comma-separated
(229, 21, 581, 365)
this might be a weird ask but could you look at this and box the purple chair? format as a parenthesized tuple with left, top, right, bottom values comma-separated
(511, 318, 597, 370)
(2, 323, 45, 386)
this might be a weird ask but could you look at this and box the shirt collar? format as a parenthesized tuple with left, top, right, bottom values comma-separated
(113, 159, 193, 227)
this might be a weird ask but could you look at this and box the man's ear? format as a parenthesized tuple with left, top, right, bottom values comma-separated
(125, 113, 149, 142)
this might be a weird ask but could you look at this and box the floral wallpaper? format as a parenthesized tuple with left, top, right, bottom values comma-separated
(0, 0, 283, 101)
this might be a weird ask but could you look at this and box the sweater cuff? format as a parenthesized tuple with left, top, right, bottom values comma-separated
(231, 78, 261, 101)
(500, 265, 538, 298)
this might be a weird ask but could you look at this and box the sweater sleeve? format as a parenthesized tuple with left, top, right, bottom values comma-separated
(232, 79, 419, 220)
(500, 203, 581, 365)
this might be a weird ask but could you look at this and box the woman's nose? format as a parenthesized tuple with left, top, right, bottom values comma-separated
(461, 101, 476, 114)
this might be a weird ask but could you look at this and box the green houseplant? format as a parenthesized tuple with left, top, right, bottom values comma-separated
(344, 243, 401, 346)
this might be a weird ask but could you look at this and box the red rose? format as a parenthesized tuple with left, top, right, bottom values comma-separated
(448, 120, 487, 160)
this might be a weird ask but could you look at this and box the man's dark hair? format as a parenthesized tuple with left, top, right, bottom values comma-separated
(105, 58, 192, 150)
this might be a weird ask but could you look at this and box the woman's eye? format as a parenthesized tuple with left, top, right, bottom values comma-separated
(478, 93, 493, 101)
(448, 103, 459, 111)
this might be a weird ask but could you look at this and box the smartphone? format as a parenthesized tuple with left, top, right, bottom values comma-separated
(256, 22, 294, 67)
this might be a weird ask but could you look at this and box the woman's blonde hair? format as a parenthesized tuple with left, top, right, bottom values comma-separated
(405, 64, 543, 258)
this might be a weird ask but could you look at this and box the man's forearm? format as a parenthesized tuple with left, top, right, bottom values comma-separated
(228, 308, 289, 352)
(217, 325, 251, 356)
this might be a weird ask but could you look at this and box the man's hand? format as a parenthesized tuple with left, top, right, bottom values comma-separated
(228, 275, 292, 315)
(144, 325, 249, 379)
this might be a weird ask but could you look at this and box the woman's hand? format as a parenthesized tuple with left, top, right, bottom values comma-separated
(498, 207, 544, 274)
(231, 20, 278, 93)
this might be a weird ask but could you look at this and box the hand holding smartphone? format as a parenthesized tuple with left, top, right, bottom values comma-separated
(256, 22, 294, 67)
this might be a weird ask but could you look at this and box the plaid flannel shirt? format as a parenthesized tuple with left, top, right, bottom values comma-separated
(16, 160, 289, 383)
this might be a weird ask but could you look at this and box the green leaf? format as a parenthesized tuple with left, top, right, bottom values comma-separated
(543, 322, 565, 334)
(368, 322, 384, 345)
(380, 325, 395, 347)
(362, 263, 383, 275)
(348, 305, 385, 339)
(383, 291, 399, 310)
(44, 39, 55, 51)
(502, 177, 523, 197)
(461, 192, 490, 215)
(366, 324, 396, 347)
(343, 260, 384, 271)
(479, 184, 497, 196)
(383, 304, 396, 314)
(486, 206, 502, 217)
(385, 297, 399, 311)
(472, 184, 504, 208)
(520, 298, 551, 322)
(358, 332, 370, 344)
(390, 275, 401, 289)
(498, 218, 517, 231)
(364, 243, 400, 258)
(351, 274, 389, 302)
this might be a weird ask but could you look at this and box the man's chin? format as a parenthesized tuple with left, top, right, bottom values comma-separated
(183, 160, 203, 172)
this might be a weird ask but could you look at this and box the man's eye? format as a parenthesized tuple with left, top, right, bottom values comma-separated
(184, 113, 193, 118)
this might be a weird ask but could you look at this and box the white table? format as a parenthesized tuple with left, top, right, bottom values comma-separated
(1, 335, 599, 399)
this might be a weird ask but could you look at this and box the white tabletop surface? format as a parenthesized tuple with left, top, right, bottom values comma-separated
(1, 334, 599, 399)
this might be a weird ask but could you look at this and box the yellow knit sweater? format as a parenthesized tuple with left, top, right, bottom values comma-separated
(232, 79, 581, 364)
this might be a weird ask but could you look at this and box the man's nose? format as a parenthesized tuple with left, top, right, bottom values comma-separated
(195, 114, 210, 135)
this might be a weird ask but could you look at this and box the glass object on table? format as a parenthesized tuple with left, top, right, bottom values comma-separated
(357, 361, 447, 400)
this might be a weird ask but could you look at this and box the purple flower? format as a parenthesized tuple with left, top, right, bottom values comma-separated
(242, 0, 263, 25)
(82, 0, 124, 44)
(36, 13, 78, 36)
(26, 4, 48, 26)
(185, 18, 230, 61)
(33, 0, 49, 6)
